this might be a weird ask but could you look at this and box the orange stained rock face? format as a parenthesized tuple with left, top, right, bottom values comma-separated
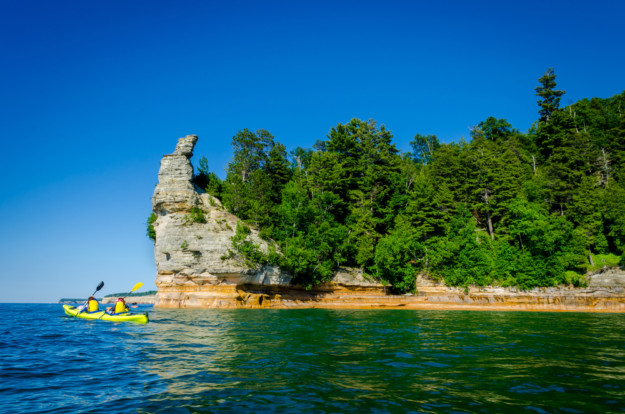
(154, 279, 625, 312)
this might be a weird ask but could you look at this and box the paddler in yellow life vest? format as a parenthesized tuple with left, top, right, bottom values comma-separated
(112, 297, 129, 314)
(87, 296, 99, 312)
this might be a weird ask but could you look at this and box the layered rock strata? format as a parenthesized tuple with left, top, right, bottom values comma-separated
(152, 135, 625, 312)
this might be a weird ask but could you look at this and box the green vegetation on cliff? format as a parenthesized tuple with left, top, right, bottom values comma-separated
(190, 69, 625, 292)
(147, 213, 157, 241)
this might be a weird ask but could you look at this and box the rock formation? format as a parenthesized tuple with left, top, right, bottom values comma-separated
(151, 135, 625, 312)
(152, 135, 292, 307)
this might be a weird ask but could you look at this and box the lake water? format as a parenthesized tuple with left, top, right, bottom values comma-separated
(1, 304, 624, 413)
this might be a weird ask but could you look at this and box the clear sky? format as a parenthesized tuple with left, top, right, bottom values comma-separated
(1, 0, 623, 303)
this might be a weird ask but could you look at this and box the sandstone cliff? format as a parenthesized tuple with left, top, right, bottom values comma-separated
(151, 135, 625, 312)
(152, 135, 293, 307)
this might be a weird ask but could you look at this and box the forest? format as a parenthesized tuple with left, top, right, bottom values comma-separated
(181, 69, 625, 292)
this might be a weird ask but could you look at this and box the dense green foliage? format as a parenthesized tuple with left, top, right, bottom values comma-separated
(192, 69, 625, 292)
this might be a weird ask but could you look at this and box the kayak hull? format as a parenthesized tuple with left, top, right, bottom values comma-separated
(63, 305, 148, 324)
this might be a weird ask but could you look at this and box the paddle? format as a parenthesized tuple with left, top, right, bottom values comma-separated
(123, 282, 143, 300)
(116, 283, 144, 313)
(124, 283, 149, 317)
(91, 281, 105, 297)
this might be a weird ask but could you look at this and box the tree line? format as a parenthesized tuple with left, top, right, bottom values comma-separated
(186, 69, 625, 292)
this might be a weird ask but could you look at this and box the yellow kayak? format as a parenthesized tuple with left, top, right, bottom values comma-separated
(63, 305, 148, 324)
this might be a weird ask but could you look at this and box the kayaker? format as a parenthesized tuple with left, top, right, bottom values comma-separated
(112, 297, 129, 314)
(87, 296, 99, 312)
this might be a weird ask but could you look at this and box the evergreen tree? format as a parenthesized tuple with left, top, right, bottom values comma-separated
(545, 129, 598, 216)
(536, 68, 566, 123)
(265, 142, 291, 205)
(430, 140, 472, 204)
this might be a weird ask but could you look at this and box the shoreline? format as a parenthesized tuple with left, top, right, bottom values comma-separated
(153, 303, 625, 313)
(153, 283, 625, 313)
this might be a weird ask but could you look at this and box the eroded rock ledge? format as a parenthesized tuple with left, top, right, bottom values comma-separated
(152, 135, 625, 312)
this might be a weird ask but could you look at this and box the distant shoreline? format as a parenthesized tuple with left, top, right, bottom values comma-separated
(58, 292, 156, 305)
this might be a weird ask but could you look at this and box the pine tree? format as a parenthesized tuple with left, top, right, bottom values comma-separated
(536, 68, 566, 123)
(265, 142, 291, 205)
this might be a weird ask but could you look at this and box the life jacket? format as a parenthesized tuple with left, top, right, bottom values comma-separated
(88, 299, 99, 312)
(114, 301, 128, 314)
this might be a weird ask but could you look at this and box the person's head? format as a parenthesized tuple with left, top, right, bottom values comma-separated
(88, 296, 95, 301)
(117, 297, 124, 302)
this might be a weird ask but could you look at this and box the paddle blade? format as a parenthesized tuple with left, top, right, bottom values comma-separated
(96, 281, 104, 291)
(130, 282, 143, 293)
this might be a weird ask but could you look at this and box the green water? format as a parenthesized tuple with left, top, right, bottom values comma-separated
(2, 305, 624, 413)
(140, 309, 625, 413)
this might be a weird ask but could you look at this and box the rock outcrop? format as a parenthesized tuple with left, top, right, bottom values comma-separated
(151, 135, 625, 312)
(152, 135, 290, 307)
(588, 267, 625, 288)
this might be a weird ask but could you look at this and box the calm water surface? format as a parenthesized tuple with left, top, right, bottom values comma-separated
(0, 304, 624, 413)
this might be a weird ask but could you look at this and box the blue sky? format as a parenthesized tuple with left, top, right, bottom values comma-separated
(1, 0, 623, 303)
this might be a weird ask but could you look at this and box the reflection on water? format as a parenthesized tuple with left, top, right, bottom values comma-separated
(130, 309, 625, 413)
